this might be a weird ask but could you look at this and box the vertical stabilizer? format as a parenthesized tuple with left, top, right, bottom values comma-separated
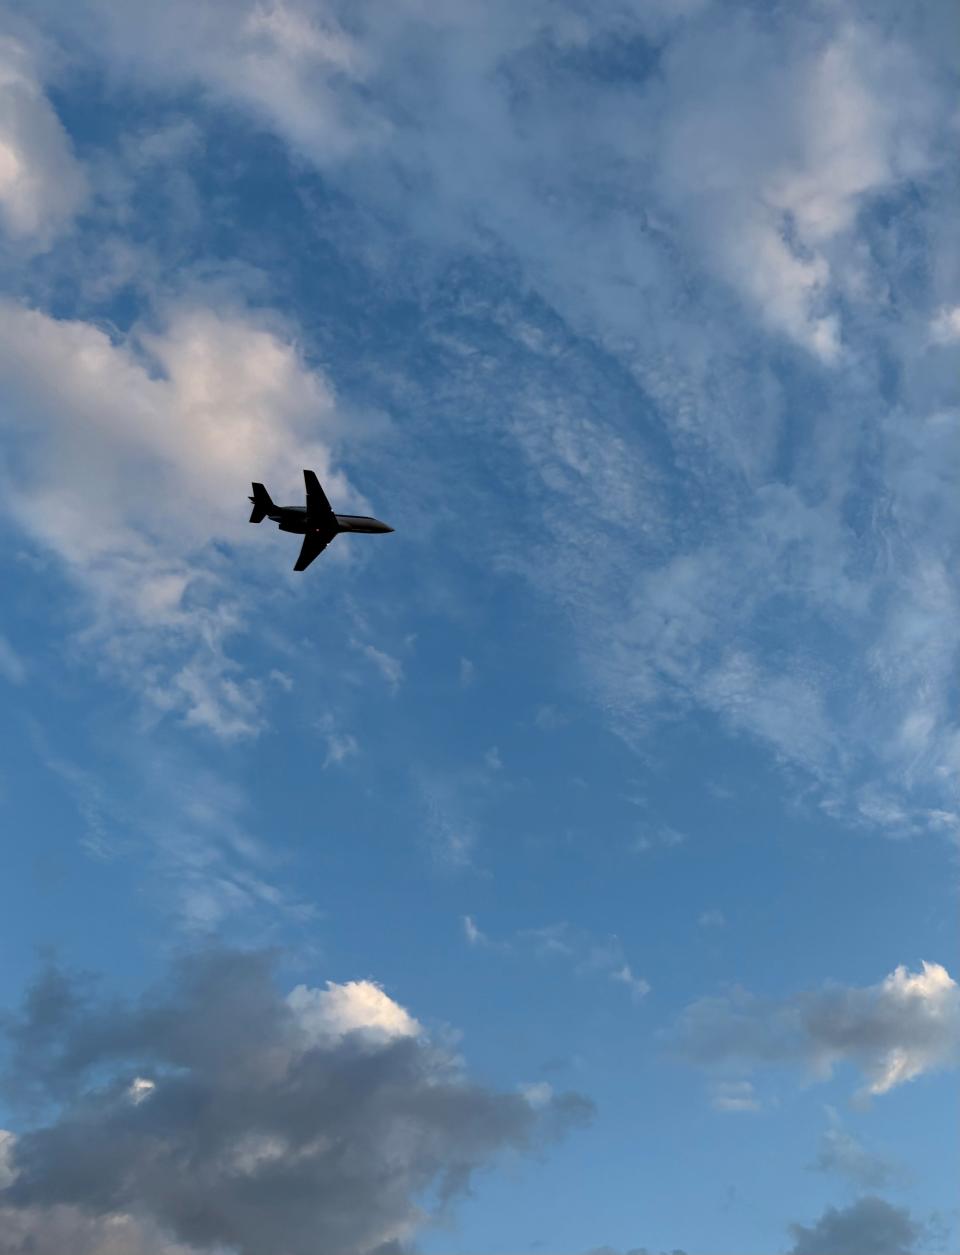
(249, 483, 273, 523)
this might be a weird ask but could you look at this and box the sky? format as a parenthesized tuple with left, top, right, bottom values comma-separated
(0, 2, 957, 1253)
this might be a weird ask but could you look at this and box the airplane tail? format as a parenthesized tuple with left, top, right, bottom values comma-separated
(249, 482, 273, 524)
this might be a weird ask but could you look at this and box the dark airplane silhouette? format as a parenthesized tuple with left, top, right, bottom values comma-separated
(249, 469, 393, 570)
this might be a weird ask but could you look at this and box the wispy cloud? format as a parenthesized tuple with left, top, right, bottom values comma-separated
(709, 1080, 761, 1114)
(0, 635, 26, 685)
(354, 641, 404, 694)
(808, 1110, 897, 1190)
(0, 35, 87, 248)
(5, 0, 958, 832)
(698, 909, 725, 929)
(463, 917, 651, 1004)
(315, 713, 359, 769)
(35, 727, 311, 934)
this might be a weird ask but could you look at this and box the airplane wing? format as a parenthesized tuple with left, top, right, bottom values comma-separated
(293, 530, 330, 571)
(304, 469, 336, 523)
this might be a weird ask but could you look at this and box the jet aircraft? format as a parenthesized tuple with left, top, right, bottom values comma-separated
(249, 470, 393, 570)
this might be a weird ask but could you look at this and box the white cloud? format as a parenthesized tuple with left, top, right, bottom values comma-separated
(288, 978, 422, 1047)
(520, 1081, 553, 1109)
(324, 730, 358, 767)
(709, 1080, 760, 1113)
(0, 35, 87, 246)
(609, 963, 651, 1003)
(55, 0, 378, 165)
(633, 825, 686, 854)
(930, 306, 960, 344)
(127, 1078, 157, 1106)
(0, 297, 345, 736)
(355, 640, 404, 693)
(463, 914, 487, 947)
(9, 1, 958, 829)
(315, 714, 359, 768)
(671, 961, 960, 1099)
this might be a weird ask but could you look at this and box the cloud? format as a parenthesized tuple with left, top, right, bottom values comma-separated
(35, 730, 312, 932)
(316, 714, 359, 768)
(809, 1119, 896, 1191)
(670, 961, 960, 1098)
(534, 704, 568, 732)
(0, 949, 592, 1255)
(0, 296, 346, 737)
(585, 1248, 689, 1255)
(462, 914, 488, 948)
(0, 35, 87, 247)
(608, 963, 652, 1004)
(698, 909, 725, 929)
(354, 641, 404, 693)
(484, 745, 503, 771)
(709, 1080, 760, 1113)
(0, 634, 26, 684)
(15, 1, 960, 829)
(0, 1130, 15, 1189)
(465, 918, 651, 1004)
(633, 825, 686, 854)
(787, 1196, 924, 1255)
(930, 306, 960, 345)
(0, 1205, 202, 1255)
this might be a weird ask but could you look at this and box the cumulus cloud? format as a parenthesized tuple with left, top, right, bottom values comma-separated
(0, 35, 87, 246)
(0, 949, 592, 1255)
(670, 961, 960, 1098)
(787, 1196, 924, 1255)
(0, 297, 348, 736)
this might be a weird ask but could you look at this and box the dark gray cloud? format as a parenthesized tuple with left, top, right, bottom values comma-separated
(788, 1197, 923, 1255)
(0, 949, 592, 1255)
(669, 962, 959, 1097)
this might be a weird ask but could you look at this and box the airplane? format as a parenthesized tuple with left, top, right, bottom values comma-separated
(249, 469, 393, 570)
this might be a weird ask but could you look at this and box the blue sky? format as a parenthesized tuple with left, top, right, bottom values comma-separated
(0, 2, 957, 1253)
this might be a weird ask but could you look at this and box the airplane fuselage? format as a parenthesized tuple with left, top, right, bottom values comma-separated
(269, 505, 394, 535)
(250, 470, 392, 570)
